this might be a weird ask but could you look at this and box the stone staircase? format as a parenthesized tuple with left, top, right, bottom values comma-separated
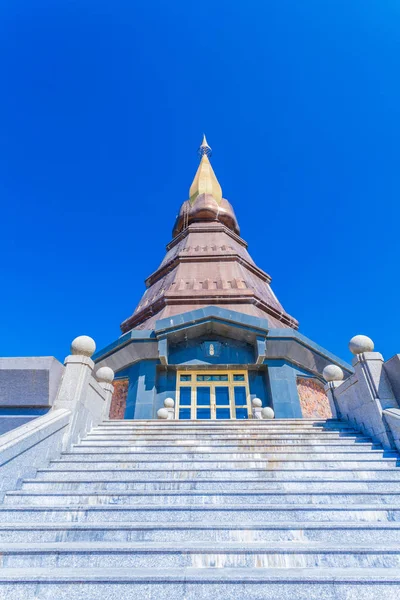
(1, 418, 400, 599)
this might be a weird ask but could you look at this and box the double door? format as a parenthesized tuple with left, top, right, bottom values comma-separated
(176, 370, 251, 420)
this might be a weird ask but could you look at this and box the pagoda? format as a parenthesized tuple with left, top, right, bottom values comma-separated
(95, 138, 351, 420)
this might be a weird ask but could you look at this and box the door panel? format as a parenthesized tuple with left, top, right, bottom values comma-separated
(179, 408, 191, 420)
(216, 408, 231, 419)
(235, 407, 249, 419)
(197, 408, 212, 419)
(176, 370, 251, 420)
(196, 386, 211, 406)
(215, 386, 230, 406)
(179, 387, 191, 406)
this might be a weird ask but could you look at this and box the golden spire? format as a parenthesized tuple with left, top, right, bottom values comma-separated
(199, 134, 212, 157)
(189, 135, 222, 205)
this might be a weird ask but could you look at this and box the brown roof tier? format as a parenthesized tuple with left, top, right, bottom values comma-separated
(120, 138, 298, 333)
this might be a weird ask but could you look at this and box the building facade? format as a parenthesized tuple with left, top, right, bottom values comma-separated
(94, 137, 351, 420)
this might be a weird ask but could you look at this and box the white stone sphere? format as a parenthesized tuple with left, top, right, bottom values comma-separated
(157, 408, 169, 419)
(164, 397, 175, 408)
(261, 407, 275, 419)
(95, 367, 115, 384)
(322, 364, 344, 382)
(252, 398, 262, 408)
(71, 335, 96, 357)
(349, 335, 374, 355)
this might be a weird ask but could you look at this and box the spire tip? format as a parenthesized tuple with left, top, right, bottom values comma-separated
(198, 134, 212, 158)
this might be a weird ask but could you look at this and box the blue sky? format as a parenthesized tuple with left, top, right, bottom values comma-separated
(0, 0, 399, 364)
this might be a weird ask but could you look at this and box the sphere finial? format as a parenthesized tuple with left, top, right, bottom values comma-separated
(323, 364, 344, 382)
(95, 367, 115, 384)
(349, 335, 374, 355)
(261, 407, 275, 419)
(71, 335, 96, 357)
(198, 134, 212, 158)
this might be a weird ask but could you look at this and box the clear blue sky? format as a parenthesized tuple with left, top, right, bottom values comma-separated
(0, 0, 399, 364)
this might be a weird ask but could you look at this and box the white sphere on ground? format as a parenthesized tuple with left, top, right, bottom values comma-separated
(322, 364, 344, 382)
(157, 408, 169, 419)
(95, 367, 115, 384)
(164, 397, 175, 408)
(261, 407, 275, 419)
(349, 335, 374, 355)
(252, 398, 262, 408)
(71, 335, 96, 357)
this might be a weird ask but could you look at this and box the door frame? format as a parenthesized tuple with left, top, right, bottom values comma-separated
(175, 369, 251, 420)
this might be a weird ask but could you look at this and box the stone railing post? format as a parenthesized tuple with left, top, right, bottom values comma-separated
(322, 364, 344, 418)
(157, 398, 175, 420)
(323, 335, 399, 448)
(54, 336, 96, 412)
(349, 336, 397, 411)
(252, 398, 263, 419)
(95, 367, 115, 420)
(53, 335, 114, 450)
(349, 335, 398, 447)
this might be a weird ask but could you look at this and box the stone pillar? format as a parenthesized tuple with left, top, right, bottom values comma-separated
(157, 398, 175, 420)
(266, 362, 302, 418)
(251, 398, 262, 419)
(351, 347, 398, 413)
(350, 336, 398, 448)
(324, 381, 342, 419)
(322, 364, 344, 419)
(53, 336, 96, 450)
(95, 367, 115, 420)
(323, 335, 399, 449)
(124, 360, 158, 419)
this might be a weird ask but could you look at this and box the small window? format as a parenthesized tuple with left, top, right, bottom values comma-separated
(196, 374, 228, 382)
(180, 374, 192, 381)
(233, 374, 245, 381)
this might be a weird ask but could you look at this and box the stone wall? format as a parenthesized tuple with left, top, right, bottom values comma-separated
(297, 377, 332, 419)
(0, 357, 64, 435)
(109, 379, 128, 419)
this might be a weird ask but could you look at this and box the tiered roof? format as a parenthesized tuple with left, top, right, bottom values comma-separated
(120, 138, 298, 333)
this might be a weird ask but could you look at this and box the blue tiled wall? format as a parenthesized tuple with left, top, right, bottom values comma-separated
(114, 346, 318, 419)
(248, 370, 270, 407)
(168, 336, 255, 366)
(156, 368, 177, 413)
(116, 360, 159, 419)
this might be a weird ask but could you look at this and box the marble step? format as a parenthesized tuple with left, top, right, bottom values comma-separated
(76, 441, 382, 452)
(81, 436, 381, 445)
(1, 521, 400, 544)
(82, 437, 375, 446)
(91, 428, 361, 437)
(1, 567, 400, 600)
(86, 431, 365, 439)
(6, 490, 400, 506)
(67, 449, 394, 461)
(96, 420, 350, 429)
(1, 541, 400, 569)
(48, 458, 400, 470)
(96, 420, 350, 425)
(93, 422, 361, 430)
(20, 478, 400, 493)
(79, 436, 374, 444)
(38, 467, 400, 481)
(50, 457, 397, 473)
(0, 504, 398, 523)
